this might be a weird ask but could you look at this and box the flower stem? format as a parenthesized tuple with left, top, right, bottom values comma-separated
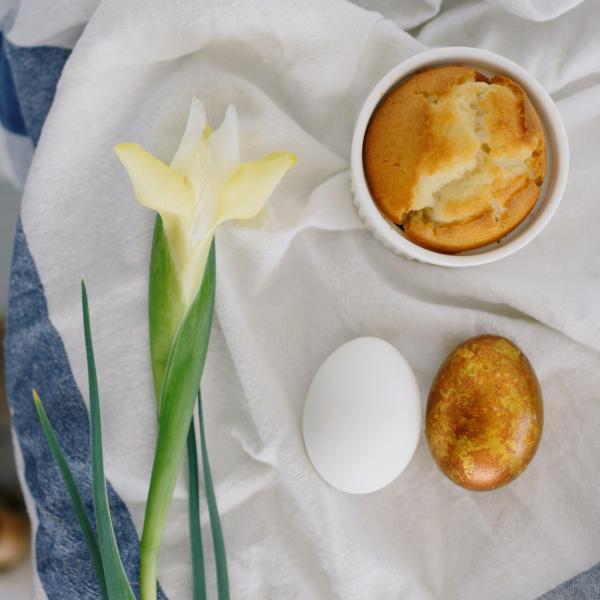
(187, 417, 206, 600)
(140, 545, 158, 600)
(198, 391, 229, 599)
(140, 243, 216, 600)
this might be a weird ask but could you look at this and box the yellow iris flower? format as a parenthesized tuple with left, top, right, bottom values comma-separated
(115, 98, 296, 308)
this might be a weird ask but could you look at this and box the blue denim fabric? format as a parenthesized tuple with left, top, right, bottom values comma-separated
(0, 33, 26, 136)
(6, 223, 151, 599)
(2, 33, 165, 600)
(539, 564, 600, 600)
(2, 39, 70, 145)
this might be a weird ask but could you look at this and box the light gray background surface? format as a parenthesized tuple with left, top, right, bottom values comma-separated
(1, 182, 20, 312)
(0, 184, 29, 599)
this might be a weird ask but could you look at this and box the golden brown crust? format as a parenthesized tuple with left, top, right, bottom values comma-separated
(404, 177, 538, 253)
(425, 335, 543, 491)
(363, 66, 546, 253)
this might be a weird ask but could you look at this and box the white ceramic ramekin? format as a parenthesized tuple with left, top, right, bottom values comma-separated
(351, 47, 569, 267)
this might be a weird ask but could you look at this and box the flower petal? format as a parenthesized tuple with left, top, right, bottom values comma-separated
(114, 143, 194, 221)
(209, 105, 240, 185)
(177, 235, 215, 308)
(170, 98, 207, 173)
(216, 152, 296, 225)
(188, 107, 241, 244)
(167, 99, 211, 212)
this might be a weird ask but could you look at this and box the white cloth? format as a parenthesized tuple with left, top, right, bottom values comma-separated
(15, 0, 600, 598)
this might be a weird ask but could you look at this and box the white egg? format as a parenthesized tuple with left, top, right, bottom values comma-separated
(302, 337, 421, 494)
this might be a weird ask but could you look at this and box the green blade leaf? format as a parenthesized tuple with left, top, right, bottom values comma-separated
(149, 216, 185, 412)
(198, 392, 229, 600)
(81, 281, 136, 600)
(140, 241, 216, 600)
(32, 390, 109, 600)
(187, 418, 206, 600)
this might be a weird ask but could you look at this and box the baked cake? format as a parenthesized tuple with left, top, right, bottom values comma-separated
(363, 65, 546, 253)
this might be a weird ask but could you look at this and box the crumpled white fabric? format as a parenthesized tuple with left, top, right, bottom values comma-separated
(12, 0, 600, 598)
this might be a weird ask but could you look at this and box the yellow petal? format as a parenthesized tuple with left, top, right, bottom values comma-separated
(177, 234, 215, 308)
(216, 152, 296, 225)
(114, 143, 194, 221)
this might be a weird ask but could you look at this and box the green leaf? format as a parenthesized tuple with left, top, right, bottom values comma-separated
(148, 216, 185, 412)
(148, 215, 208, 600)
(32, 390, 109, 600)
(81, 281, 136, 600)
(198, 392, 229, 600)
(187, 418, 206, 600)
(140, 241, 216, 600)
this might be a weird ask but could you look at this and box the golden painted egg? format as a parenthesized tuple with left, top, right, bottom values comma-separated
(426, 335, 543, 491)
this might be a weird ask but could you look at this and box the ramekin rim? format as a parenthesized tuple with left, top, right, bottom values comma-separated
(350, 46, 570, 267)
